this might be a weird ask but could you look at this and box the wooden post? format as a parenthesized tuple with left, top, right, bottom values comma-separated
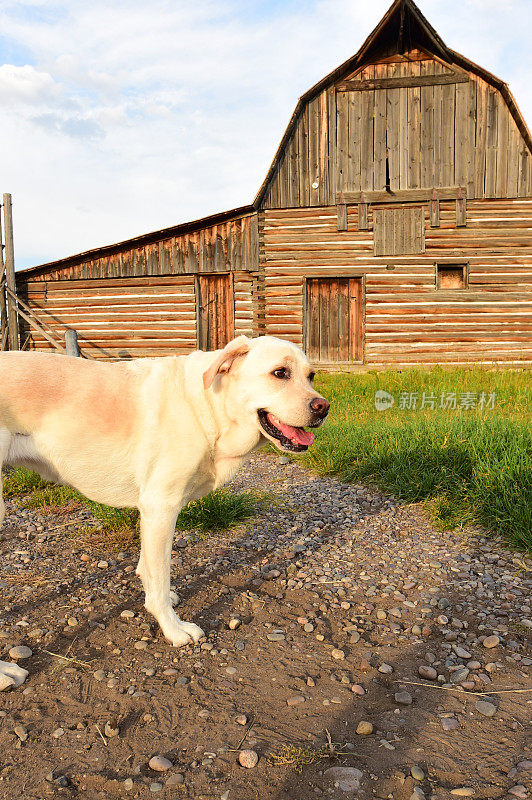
(0, 206, 7, 349)
(3, 194, 19, 350)
(65, 329, 80, 357)
(337, 191, 347, 231)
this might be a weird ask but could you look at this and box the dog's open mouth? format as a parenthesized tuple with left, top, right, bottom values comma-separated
(257, 409, 315, 453)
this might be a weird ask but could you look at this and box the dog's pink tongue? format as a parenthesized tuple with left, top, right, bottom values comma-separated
(267, 413, 315, 446)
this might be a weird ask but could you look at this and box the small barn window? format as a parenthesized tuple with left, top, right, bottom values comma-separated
(373, 205, 425, 256)
(436, 263, 468, 290)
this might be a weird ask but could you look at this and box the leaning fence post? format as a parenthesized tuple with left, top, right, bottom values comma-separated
(65, 329, 80, 357)
(3, 194, 19, 350)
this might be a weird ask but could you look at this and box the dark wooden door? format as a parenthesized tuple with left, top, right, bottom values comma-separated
(306, 277, 363, 362)
(197, 273, 234, 351)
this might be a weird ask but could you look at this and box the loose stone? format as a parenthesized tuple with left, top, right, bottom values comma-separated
(149, 755, 173, 772)
(475, 700, 497, 717)
(324, 766, 363, 793)
(411, 766, 425, 780)
(418, 665, 437, 680)
(331, 648, 345, 660)
(356, 721, 373, 735)
(287, 695, 305, 706)
(238, 749, 258, 768)
(483, 635, 500, 649)
(395, 690, 413, 705)
(8, 646, 32, 660)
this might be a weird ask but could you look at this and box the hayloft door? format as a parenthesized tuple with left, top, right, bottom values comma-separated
(197, 273, 234, 351)
(306, 277, 363, 363)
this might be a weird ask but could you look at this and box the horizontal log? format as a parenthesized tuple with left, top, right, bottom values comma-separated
(336, 188, 467, 204)
(336, 73, 470, 91)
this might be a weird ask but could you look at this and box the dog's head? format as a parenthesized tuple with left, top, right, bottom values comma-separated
(202, 335, 330, 453)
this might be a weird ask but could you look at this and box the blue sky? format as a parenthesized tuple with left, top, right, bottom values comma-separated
(1, 0, 531, 269)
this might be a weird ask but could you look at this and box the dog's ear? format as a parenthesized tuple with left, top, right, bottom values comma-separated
(202, 336, 251, 390)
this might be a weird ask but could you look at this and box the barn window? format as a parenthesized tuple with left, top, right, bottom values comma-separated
(436, 263, 468, 290)
(373, 205, 425, 256)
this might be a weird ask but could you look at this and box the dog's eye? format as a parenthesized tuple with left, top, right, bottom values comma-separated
(308, 372, 315, 383)
(272, 367, 290, 379)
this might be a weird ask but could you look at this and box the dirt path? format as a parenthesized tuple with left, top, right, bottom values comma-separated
(0, 454, 531, 800)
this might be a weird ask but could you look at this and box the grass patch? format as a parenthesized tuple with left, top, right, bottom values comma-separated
(3, 466, 263, 544)
(176, 490, 263, 533)
(22, 484, 83, 512)
(299, 368, 531, 551)
(3, 467, 49, 499)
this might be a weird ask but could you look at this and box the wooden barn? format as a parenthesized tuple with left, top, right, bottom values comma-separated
(13, 0, 532, 368)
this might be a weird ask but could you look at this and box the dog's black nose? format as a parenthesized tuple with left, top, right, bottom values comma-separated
(309, 397, 330, 417)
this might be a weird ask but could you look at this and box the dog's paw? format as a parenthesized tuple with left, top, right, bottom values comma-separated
(165, 621, 204, 648)
(0, 660, 29, 691)
(169, 590, 179, 607)
(177, 620, 204, 644)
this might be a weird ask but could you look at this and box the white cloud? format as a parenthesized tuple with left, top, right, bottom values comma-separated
(0, 0, 530, 268)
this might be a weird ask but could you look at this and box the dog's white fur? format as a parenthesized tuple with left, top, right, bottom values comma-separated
(0, 336, 326, 655)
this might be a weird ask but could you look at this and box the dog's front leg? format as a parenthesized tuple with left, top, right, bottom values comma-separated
(137, 505, 204, 647)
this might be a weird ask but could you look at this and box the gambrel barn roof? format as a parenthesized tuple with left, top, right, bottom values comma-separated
(20, 0, 532, 279)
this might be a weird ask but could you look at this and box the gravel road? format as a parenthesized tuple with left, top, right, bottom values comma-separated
(0, 453, 530, 800)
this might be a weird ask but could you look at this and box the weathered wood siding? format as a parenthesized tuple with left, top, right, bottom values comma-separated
(18, 272, 255, 359)
(260, 52, 532, 208)
(22, 214, 259, 282)
(262, 201, 532, 367)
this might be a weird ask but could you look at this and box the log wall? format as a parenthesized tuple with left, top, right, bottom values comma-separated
(262, 200, 532, 367)
(22, 213, 259, 283)
(18, 272, 255, 359)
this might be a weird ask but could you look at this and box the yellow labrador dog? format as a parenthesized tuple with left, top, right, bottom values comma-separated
(0, 335, 329, 662)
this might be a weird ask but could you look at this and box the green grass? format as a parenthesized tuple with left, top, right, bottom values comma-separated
(2, 467, 49, 499)
(2, 467, 262, 544)
(176, 490, 263, 533)
(298, 368, 531, 551)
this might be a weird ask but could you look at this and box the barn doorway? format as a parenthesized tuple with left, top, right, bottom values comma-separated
(196, 273, 234, 351)
(306, 277, 364, 363)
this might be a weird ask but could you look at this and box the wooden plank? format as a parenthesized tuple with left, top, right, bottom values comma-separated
(373, 71, 387, 190)
(420, 61, 434, 188)
(495, 92, 509, 199)
(347, 90, 361, 192)
(336, 73, 470, 91)
(319, 279, 329, 362)
(454, 80, 469, 190)
(485, 88, 498, 197)
(456, 189, 467, 227)
(335, 91, 348, 195)
(399, 81, 408, 190)
(306, 280, 319, 361)
(506, 121, 520, 198)
(308, 97, 320, 206)
(474, 82, 488, 197)
(328, 278, 340, 362)
(386, 61, 401, 192)
(360, 75, 374, 191)
(467, 78, 477, 198)
(338, 279, 349, 361)
(337, 187, 467, 203)
(441, 82, 456, 187)
(326, 87, 337, 204)
(318, 90, 328, 206)
(430, 191, 440, 228)
(337, 202, 348, 231)
(358, 202, 369, 230)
